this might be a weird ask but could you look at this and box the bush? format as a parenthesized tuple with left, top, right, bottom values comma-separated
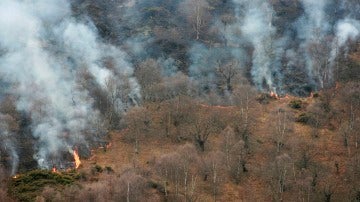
(8, 170, 78, 201)
(104, 166, 114, 174)
(256, 93, 273, 104)
(289, 100, 302, 109)
(296, 113, 313, 124)
(91, 165, 103, 175)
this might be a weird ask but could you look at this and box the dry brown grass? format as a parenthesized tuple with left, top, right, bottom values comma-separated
(74, 87, 357, 201)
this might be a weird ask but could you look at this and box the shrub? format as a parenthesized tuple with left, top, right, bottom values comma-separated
(91, 165, 103, 175)
(104, 166, 114, 174)
(8, 170, 78, 202)
(256, 93, 271, 104)
(289, 100, 302, 109)
(296, 113, 313, 124)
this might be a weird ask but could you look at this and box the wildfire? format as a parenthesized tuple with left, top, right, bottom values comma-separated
(73, 149, 81, 169)
(309, 92, 314, 98)
(270, 91, 279, 99)
(12, 175, 18, 179)
(106, 142, 112, 150)
(281, 94, 290, 99)
(335, 82, 340, 90)
(52, 166, 57, 173)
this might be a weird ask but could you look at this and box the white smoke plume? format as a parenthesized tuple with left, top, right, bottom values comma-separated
(0, 115, 18, 175)
(330, 19, 360, 64)
(0, 0, 140, 171)
(222, 0, 360, 94)
(240, 1, 278, 92)
(297, 0, 359, 89)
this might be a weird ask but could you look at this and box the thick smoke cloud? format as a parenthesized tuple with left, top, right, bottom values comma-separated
(72, 0, 359, 97)
(0, 0, 139, 173)
(240, 1, 279, 92)
(188, 0, 360, 98)
(212, 0, 360, 95)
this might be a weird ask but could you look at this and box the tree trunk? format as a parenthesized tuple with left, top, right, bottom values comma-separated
(197, 139, 205, 152)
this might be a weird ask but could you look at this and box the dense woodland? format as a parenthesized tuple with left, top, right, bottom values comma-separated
(0, 0, 360, 201)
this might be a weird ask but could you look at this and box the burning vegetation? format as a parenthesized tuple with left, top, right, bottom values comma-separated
(73, 149, 81, 170)
(0, 0, 360, 201)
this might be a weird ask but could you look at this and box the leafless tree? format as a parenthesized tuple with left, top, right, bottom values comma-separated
(190, 110, 222, 152)
(268, 153, 293, 202)
(307, 31, 333, 89)
(232, 85, 256, 150)
(201, 151, 226, 202)
(135, 59, 162, 101)
(155, 144, 199, 201)
(216, 60, 240, 92)
(221, 126, 248, 183)
(273, 109, 288, 153)
(125, 107, 152, 166)
(117, 169, 149, 202)
(179, 0, 211, 40)
(221, 126, 236, 169)
(338, 83, 360, 154)
(104, 75, 134, 129)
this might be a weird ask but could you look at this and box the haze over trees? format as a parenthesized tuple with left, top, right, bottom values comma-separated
(0, 0, 360, 201)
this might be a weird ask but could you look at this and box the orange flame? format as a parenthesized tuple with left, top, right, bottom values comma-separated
(52, 166, 57, 173)
(73, 150, 81, 169)
(281, 94, 290, 99)
(309, 92, 314, 98)
(106, 142, 112, 150)
(270, 91, 279, 99)
(12, 175, 18, 179)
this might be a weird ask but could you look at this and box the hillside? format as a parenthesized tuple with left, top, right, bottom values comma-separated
(0, 0, 359, 201)
(3, 83, 359, 201)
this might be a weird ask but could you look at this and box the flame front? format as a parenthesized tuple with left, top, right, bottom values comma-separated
(270, 91, 279, 99)
(73, 150, 81, 169)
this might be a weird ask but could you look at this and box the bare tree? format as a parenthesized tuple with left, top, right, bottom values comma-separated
(135, 59, 162, 101)
(268, 153, 293, 202)
(221, 126, 248, 184)
(273, 109, 289, 153)
(201, 151, 226, 202)
(125, 107, 152, 166)
(155, 144, 199, 201)
(232, 85, 256, 150)
(338, 82, 360, 150)
(104, 75, 133, 129)
(221, 126, 236, 169)
(190, 109, 222, 152)
(216, 60, 240, 92)
(179, 0, 211, 40)
(117, 169, 148, 202)
(307, 31, 333, 89)
(158, 96, 198, 141)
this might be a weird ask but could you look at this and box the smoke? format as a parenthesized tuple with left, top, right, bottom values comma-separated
(219, 0, 360, 95)
(0, 0, 359, 173)
(296, 0, 359, 89)
(71, 0, 359, 97)
(240, 1, 280, 92)
(0, 114, 18, 175)
(331, 19, 360, 62)
(0, 0, 139, 171)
